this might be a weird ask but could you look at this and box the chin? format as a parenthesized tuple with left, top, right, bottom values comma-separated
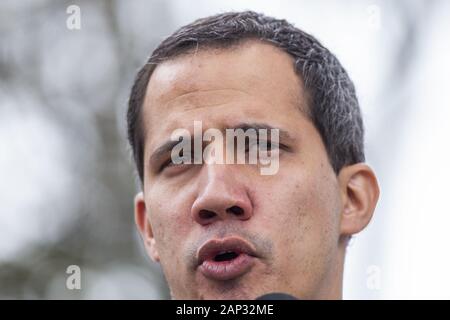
(193, 283, 258, 300)
(199, 291, 254, 300)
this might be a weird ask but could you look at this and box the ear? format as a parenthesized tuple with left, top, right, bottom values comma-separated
(337, 163, 380, 237)
(134, 192, 160, 262)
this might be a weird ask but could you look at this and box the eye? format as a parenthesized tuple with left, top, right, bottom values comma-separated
(159, 149, 199, 173)
(245, 140, 281, 152)
(160, 158, 177, 170)
(159, 149, 185, 171)
(261, 140, 275, 150)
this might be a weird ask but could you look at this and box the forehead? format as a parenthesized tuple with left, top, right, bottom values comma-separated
(141, 41, 310, 151)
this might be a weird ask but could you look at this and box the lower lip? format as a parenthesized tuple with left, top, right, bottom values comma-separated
(199, 253, 256, 281)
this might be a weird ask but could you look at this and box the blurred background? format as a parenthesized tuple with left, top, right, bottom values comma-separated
(1, 0, 449, 299)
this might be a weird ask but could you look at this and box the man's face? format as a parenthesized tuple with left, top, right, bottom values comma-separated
(138, 42, 346, 299)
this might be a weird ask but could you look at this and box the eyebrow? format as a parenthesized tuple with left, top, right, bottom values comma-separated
(232, 122, 293, 142)
(148, 122, 294, 168)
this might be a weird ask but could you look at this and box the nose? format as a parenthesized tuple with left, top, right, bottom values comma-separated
(191, 164, 253, 226)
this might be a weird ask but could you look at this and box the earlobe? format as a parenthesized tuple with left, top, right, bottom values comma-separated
(338, 163, 380, 236)
(134, 192, 160, 262)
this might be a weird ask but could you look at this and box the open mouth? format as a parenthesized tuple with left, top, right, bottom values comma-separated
(213, 251, 240, 262)
(197, 237, 257, 281)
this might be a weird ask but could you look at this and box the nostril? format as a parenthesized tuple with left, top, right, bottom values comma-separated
(198, 209, 216, 220)
(227, 205, 244, 216)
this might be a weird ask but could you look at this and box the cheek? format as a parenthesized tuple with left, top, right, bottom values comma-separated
(292, 170, 340, 243)
(147, 188, 194, 260)
(257, 166, 340, 259)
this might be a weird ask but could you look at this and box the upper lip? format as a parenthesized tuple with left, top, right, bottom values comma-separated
(197, 236, 258, 266)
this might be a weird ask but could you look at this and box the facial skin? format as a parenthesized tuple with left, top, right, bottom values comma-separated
(134, 41, 380, 299)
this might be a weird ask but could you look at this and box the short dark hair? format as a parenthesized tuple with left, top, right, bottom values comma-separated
(127, 11, 365, 183)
